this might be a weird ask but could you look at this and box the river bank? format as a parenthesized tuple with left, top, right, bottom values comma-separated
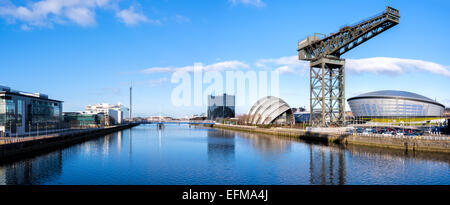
(0, 123, 139, 162)
(211, 124, 450, 154)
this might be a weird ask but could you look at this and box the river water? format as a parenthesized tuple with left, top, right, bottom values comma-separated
(0, 124, 448, 185)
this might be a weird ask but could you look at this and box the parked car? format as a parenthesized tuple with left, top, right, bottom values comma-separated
(356, 128, 364, 133)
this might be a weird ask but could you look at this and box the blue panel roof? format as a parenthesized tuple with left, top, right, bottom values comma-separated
(351, 90, 436, 103)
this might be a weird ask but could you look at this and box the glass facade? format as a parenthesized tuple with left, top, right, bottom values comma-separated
(17, 100, 23, 126)
(31, 100, 61, 124)
(0, 93, 63, 134)
(63, 112, 103, 127)
(207, 94, 236, 121)
(0, 99, 16, 126)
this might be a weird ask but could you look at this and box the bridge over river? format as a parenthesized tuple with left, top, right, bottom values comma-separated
(137, 120, 216, 125)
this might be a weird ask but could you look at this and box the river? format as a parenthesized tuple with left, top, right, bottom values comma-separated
(0, 124, 448, 185)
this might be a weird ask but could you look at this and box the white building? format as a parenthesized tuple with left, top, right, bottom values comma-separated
(84, 103, 129, 124)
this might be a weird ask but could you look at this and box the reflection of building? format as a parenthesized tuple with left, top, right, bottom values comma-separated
(207, 129, 235, 161)
(0, 151, 63, 185)
(247, 96, 294, 125)
(309, 145, 346, 185)
(0, 85, 63, 136)
(348, 90, 445, 124)
(207, 94, 235, 121)
(240, 132, 291, 156)
(85, 103, 129, 124)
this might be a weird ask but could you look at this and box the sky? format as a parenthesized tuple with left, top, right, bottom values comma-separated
(0, 0, 449, 117)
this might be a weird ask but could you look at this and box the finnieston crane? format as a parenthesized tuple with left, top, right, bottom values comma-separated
(297, 6, 400, 127)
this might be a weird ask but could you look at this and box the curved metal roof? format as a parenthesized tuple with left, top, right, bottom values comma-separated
(247, 96, 292, 125)
(347, 90, 444, 107)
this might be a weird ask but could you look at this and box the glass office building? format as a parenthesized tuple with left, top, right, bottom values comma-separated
(63, 112, 105, 127)
(0, 86, 63, 136)
(207, 94, 235, 121)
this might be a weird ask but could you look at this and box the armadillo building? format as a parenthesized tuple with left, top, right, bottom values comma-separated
(247, 96, 294, 125)
(347, 90, 444, 122)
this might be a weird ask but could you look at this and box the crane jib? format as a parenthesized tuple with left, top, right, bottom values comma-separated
(298, 6, 400, 61)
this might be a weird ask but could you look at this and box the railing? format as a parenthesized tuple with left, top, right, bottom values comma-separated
(0, 123, 132, 145)
(352, 133, 450, 141)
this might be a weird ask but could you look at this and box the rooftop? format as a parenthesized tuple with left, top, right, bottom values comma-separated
(349, 90, 438, 103)
(0, 85, 62, 102)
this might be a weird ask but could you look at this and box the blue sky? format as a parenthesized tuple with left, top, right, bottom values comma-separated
(0, 0, 449, 117)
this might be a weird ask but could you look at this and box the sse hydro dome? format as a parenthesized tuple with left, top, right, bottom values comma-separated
(347, 90, 445, 122)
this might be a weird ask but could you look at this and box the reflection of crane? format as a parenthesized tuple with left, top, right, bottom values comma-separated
(298, 6, 400, 127)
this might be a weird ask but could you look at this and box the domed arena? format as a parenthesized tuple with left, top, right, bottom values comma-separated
(347, 90, 445, 123)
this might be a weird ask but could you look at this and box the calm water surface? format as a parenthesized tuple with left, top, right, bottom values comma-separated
(0, 124, 448, 185)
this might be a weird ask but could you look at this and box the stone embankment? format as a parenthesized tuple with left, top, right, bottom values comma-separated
(0, 123, 139, 161)
(212, 124, 450, 153)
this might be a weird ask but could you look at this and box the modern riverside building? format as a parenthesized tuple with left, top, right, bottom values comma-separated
(347, 90, 445, 124)
(294, 112, 321, 124)
(247, 96, 294, 125)
(84, 103, 129, 125)
(63, 112, 105, 127)
(207, 94, 235, 121)
(0, 85, 63, 136)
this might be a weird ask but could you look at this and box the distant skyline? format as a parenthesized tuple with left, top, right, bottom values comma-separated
(1, 0, 449, 117)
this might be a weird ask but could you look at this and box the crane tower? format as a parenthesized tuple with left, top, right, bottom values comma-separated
(298, 6, 400, 127)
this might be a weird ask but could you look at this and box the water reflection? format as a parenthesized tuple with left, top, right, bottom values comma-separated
(236, 132, 292, 156)
(129, 128, 133, 166)
(207, 129, 235, 162)
(0, 125, 448, 185)
(309, 145, 346, 185)
(117, 130, 122, 152)
(0, 151, 63, 185)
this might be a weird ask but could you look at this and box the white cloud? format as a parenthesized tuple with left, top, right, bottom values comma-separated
(346, 57, 450, 77)
(256, 56, 450, 77)
(142, 67, 175, 74)
(141, 56, 450, 78)
(175, 14, 190, 24)
(149, 77, 169, 87)
(141, 60, 250, 74)
(274, 66, 297, 74)
(65, 6, 96, 26)
(116, 6, 159, 26)
(229, 0, 266, 7)
(255, 56, 308, 74)
(0, 0, 111, 27)
(0, 0, 160, 28)
(20, 24, 31, 31)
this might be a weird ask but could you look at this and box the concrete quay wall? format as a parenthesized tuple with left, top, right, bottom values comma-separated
(0, 123, 139, 161)
(212, 124, 450, 153)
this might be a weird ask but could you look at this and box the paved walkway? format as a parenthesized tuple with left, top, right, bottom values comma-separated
(0, 127, 108, 145)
